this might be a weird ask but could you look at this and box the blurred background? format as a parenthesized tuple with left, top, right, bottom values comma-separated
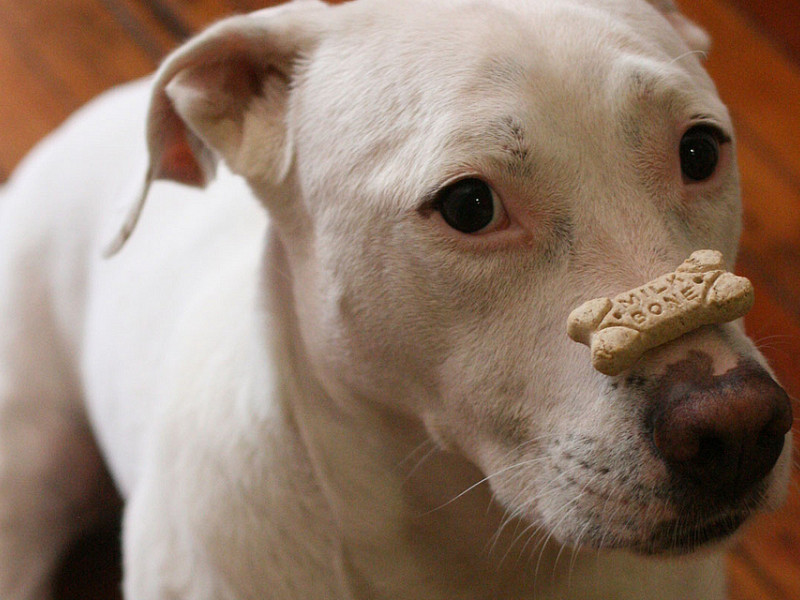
(0, 0, 798, 598)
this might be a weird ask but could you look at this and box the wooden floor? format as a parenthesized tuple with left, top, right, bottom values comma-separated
(1, 1, 798, 599)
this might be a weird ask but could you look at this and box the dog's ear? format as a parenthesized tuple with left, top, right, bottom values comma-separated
(647, 0, 710, 54)
(105, 0, 327, 255)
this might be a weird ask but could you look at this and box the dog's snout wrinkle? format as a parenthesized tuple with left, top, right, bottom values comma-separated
(649, 351, 793, 500)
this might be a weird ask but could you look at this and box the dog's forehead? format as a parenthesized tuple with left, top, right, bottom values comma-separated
(305, 0, 712, 141)
(329, 0, 690, 67)
(294, 0, 719, 211)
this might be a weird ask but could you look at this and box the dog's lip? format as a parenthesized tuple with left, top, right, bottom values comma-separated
(632, 510, 750, 555)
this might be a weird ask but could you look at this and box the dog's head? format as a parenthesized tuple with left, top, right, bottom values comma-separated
(122, 0, 793, 555)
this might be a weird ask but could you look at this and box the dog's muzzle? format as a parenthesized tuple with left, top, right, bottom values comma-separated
(567, 249, 793, 542)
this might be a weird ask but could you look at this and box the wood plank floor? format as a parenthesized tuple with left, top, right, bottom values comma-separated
(1, 1, 798, 598)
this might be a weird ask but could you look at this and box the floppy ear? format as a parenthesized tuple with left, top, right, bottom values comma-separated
(105, 0, 327, 255)
(647, 0, 711, 54)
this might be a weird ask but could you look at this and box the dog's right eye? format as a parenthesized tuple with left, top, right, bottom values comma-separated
(434, 178, 504, 234)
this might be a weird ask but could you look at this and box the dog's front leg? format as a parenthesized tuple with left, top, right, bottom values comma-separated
(123, 475, 222, 600)
(0, 402, 112, 600)
(120, 338, 346, 600)
(0, 185, 118, 600)
(120, 374, 251, 600)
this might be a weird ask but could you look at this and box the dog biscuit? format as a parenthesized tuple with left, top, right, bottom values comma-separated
(567, 250, 754, 375)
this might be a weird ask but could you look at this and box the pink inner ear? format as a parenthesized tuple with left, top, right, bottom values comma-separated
(156, 128, 206, 187)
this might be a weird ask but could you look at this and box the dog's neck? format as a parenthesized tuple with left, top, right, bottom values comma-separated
(258, 232, 726, 600)
(259, 232, 537, 597)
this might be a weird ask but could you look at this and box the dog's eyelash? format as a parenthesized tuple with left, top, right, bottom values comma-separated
(688, 118, 732, 144)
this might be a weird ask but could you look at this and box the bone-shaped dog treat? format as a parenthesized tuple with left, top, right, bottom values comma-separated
(567, 250, 754, 376)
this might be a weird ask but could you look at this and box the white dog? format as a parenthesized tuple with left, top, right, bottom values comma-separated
(0, 0, 793, 598)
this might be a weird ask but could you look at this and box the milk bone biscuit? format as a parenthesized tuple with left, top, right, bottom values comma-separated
(567, 250, 755, 376)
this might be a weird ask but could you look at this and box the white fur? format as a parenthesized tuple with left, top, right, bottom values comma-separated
(0, 0, 792, 599)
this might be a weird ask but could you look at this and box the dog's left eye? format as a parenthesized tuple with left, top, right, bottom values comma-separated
(434, 178, 503, 234)
(680, 126, 724, 182)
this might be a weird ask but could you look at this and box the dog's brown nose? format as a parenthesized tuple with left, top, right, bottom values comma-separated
(650, 352, 793, 500)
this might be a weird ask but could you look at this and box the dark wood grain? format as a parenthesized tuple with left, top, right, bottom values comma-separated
(725, 0, 800, 63)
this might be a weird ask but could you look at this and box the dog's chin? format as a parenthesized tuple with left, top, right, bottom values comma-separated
(628, 510, 749, 556)
(546, 507, 750, 557)
(625, 477, 783, 556)
(530, 482, 769, 557)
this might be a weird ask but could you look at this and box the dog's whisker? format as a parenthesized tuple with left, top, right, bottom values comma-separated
(751, 331, 800, 363)
(642, 477, 669, 535)
(525, 517, 556, 571)
(506, 517, 546, 569)
(489, 489, 544, 562)
(486, 478, 556, 562)
(400, 444, 440, 484)
(485, 504, 520, 559)
(552, 528, 575, 584)
(492, 434, 564, 467)
(753, 333, 795, 348)
(421, 457, 552, 516)
(532, 512, 568, 584)
(595, 487, 629, 551)
(567, 520, 591, 585)
(499, 480, 571, 567)
(397, 438, 436, 467)
(579, 464, 635, 551)
(528, 470, 605, 583)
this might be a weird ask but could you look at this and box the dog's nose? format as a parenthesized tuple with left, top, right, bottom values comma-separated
(650, 352, 793, 500)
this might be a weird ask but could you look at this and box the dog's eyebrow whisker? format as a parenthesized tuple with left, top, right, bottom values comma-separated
(668, 48, 709, 65)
